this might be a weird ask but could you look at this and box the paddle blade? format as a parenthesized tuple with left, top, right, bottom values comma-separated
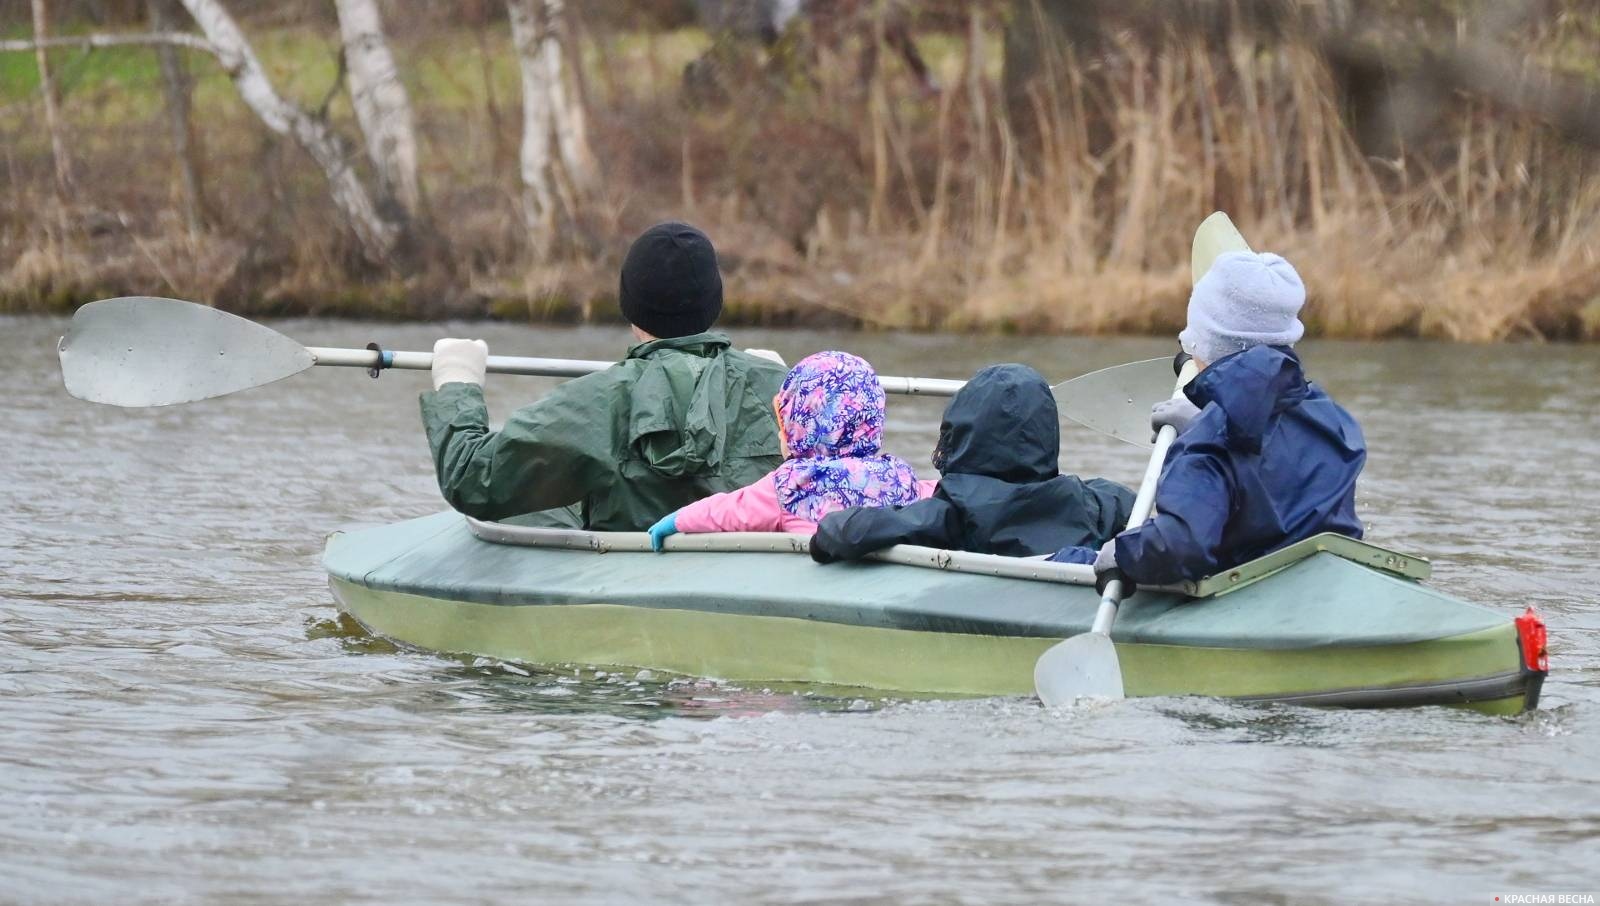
(1053, 357, 1174, 446)
(1191, 211, 1254, 284)
(1034, 631, 1125, 705)
(58, 297, 313, 407)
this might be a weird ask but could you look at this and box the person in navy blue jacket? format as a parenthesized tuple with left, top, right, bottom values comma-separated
(1052, 250, 1366, 591)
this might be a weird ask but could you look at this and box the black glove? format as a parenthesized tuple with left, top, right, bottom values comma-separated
(1095, 567, 1136, 598)
(1092, 539, 1137, 597)
(809, 534, 838, 564)
(1172, 347, 1193, 377)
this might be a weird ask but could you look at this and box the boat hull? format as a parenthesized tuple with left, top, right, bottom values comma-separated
(324, 512, 1541, 713)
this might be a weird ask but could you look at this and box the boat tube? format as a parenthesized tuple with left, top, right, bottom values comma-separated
(324, 512, 1546, 713)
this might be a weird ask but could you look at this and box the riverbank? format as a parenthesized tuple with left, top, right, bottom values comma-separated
(9, 224, 1598, 340)
(4, 12, 1600, 340)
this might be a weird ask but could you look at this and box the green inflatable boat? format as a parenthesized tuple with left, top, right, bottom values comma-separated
(323, 512, 1548, 714)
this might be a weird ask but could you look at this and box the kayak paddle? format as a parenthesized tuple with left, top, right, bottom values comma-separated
(1052, 355, 1186, 447)
(1032, 212, 1253, 705)
(54, 296, 967, 407)
(55, 297, 1173, 426)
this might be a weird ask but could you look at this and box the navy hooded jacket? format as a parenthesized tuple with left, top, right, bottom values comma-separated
(810, 364, 1135, 562)
(1054, 345, 1365, 585)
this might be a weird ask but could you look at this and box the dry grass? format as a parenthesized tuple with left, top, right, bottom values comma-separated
(3, 7, 1599, 340)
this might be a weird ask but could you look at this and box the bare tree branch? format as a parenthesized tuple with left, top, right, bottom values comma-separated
(1059, 0, 1600, 151)
(313, 47, 348, 122)
(149, 0, 206, 236)
(29, 0, 73, 197)
(0, 32, 215, 53)
(1347, 33, 1600, 150)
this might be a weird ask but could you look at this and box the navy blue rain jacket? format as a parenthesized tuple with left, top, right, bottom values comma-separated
(810, 364, 1135, 562)
(1056, 345, 1365, 585)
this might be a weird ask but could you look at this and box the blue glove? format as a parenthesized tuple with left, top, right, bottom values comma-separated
(647, 512, 680, 552)
(1047, 545, 1098, 565)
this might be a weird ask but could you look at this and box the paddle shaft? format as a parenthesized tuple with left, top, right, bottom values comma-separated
(58, 296, 1167, 414)
(1088, 360, 1200, 635)
(1092, 212, 1250, 625)
(1031, 212, 1250, 704)
(305, 346, 969, 397)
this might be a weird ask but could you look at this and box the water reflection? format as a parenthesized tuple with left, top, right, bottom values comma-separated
(307, 612, 895, 719)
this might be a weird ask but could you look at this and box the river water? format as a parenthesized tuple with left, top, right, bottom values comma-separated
(3, 316, 1597, 903)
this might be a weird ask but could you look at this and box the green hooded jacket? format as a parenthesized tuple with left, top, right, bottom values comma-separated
(420, 332, 786, 530)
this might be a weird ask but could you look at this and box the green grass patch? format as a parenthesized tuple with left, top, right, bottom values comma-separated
(0, 25, 721, 127)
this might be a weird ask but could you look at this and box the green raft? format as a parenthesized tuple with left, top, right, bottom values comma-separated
(323, 512, 1547, 714)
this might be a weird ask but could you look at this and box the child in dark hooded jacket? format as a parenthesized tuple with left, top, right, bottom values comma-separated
(809, 364, 1135, 562)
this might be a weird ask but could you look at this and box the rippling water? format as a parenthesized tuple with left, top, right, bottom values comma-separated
(3, 316, 1597, 903)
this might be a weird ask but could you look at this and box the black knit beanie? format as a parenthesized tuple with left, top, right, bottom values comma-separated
(617, 222, 724, 338)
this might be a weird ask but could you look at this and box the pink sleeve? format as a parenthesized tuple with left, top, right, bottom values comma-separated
(674, 472, 787, 534)
(916, 478, 939, 500)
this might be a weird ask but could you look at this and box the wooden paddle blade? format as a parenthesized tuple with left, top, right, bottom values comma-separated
(1191, 211, 1254, 284)
(57, 297, 314, 407)
(1053, 357, 1174, 446)
(1034, 631, 1125, 705)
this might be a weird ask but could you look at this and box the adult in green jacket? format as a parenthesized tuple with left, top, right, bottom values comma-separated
(421, 222, 787, 530)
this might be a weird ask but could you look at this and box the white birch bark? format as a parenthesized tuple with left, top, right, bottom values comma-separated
(507, 0, 597, 257)
(335, 0, 421, 215)
(0, 32, 214, 52)
(507, 0, 558, 254)
(177, 0, 397, 263)
(541, 7, 596, 197)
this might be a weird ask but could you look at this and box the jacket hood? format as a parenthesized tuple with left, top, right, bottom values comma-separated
(933, 364, 1059, 483)
(625, 332, 732, 362)
(775, 350, 887, 461)
(1185, 344, 1310, 454)
(626, 333, 733, 477)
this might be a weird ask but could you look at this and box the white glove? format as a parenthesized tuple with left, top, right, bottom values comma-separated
(1150, 397, 1202, 441)
(744, 348, 786, 366)
(432, 338, 488, 390)
(1092, 539, 1118, 573)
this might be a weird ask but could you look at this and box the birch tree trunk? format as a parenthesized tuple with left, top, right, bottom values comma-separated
(30, 0, 73, 197)
(335, 0, 421, 217)
(177, 0, 397, 264)
(545, 9, 596, 198)
(507, 0, 597, 257)
(507, 0, 555, 253)
(149, 0, 206, 236)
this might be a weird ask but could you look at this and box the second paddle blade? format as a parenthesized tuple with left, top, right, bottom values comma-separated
(1054, 357, 1175, 447)
(57, 297, 314, 407)
(1034, 631, 1125, 706)
(1191, 211, 1254, 284)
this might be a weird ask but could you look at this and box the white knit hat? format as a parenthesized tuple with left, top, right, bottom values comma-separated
(1179, 251, 1306, 364)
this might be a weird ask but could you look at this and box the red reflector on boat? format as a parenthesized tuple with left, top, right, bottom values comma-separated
(1515, 607, 1548, 673)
